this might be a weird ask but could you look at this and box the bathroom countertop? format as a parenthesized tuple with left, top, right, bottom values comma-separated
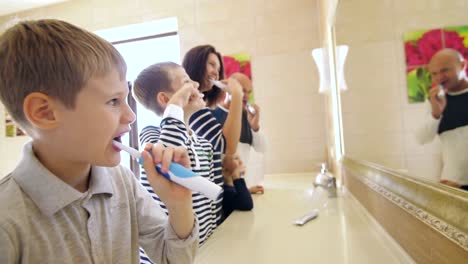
(195, 173, 414, 264)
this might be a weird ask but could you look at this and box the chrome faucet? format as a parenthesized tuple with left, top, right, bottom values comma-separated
(314, 163, 337, 198)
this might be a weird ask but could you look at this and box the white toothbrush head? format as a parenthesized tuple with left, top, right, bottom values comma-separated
(113, 140, 141, 160)
(210, 79, 226, 90)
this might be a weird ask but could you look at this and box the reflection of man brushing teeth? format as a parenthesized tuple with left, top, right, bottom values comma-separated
(416, 48, 468, 190)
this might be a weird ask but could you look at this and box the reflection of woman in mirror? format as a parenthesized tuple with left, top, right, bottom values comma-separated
(415, 48, 468, 190)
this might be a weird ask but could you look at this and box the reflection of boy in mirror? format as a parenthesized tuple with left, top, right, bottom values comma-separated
(415, 48, 468, 190)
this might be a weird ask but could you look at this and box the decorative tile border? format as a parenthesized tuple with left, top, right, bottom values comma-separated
(362, 177, 468, 251)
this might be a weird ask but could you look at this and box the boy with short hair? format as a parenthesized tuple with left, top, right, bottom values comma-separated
(0, 19, 198, 264)
(133, 62, 245, 248)
(221, 154, 254, 219)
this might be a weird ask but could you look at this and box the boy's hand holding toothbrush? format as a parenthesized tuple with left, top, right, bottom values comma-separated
(140, 142, 195, 239)
(141, 143, 192, 204)
(168, 82, 203, 109)
(112, 140, 222, 200)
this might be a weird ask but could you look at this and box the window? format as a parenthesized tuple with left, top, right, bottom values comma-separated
(95, 17, 180, 177)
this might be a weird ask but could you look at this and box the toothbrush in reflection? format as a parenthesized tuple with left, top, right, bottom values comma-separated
(437, 84, 445, 99)
(113, 140, 222, 200)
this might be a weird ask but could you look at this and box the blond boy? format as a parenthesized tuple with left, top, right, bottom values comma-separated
(0, 19, 198, 263)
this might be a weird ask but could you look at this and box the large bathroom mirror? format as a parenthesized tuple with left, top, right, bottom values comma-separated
(335, 0, 468, 192)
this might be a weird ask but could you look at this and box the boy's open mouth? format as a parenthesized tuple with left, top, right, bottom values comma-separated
(112, 131, 130, 150)
(112, 135, 124, 151)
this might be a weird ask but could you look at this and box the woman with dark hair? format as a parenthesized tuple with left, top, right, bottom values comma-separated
(182, 45, 225, 108)
(183, 45, 253, 220)
(183, 45, 244, 160)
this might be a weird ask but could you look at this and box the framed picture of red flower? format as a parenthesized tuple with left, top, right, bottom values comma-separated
(404, 25, 468, 103)
(222, 52, 253, 102)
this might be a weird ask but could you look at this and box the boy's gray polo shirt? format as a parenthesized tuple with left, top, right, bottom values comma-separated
(0, 142, 198, 264)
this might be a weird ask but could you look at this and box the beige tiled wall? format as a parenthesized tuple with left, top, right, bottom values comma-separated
(336, 0, 468, 181)
(0, 0, 326, 177)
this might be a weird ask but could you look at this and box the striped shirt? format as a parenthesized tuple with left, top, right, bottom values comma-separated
(189, 107, 226, 154)
(139, 105, 227, 264)
(139, 106, 226, 245)
(189, 108, 227, 201)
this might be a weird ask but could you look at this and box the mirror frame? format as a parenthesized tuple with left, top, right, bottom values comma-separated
(342, 156, 468, 251)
